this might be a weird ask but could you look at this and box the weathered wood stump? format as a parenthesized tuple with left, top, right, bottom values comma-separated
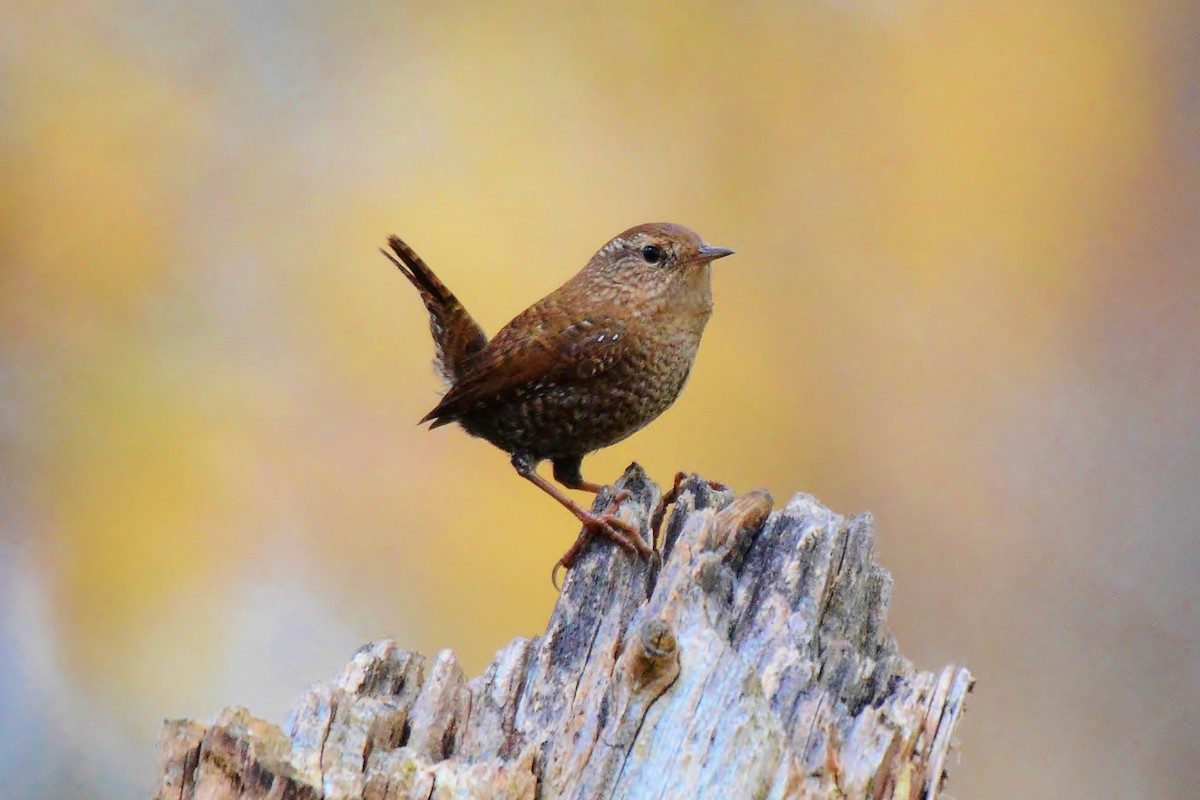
(156, 466, 973, 799)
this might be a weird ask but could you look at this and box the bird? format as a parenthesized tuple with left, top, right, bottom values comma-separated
(383, 222, 734, 571)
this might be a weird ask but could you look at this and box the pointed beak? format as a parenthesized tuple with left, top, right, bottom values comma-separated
(695, 245, 735, 263)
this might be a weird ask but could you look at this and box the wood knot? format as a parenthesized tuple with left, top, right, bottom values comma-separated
(604, 615, 684, 748)
(639, 617, 677, 661)
(627, 617, 680, 692)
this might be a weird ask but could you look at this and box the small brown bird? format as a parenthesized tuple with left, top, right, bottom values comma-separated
(383, 222, 733, 570)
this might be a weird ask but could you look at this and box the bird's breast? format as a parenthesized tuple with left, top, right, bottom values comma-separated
(456, 291, 712, 460)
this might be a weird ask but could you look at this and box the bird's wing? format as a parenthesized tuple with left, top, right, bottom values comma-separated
(420, 303, 628, 427)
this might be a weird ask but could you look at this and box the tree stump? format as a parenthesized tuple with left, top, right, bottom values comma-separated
(155, 465, 973, 799)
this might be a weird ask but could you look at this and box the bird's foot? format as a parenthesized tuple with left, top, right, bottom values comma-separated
(552, 490, 652, 587)
(650, 472, 731, 548)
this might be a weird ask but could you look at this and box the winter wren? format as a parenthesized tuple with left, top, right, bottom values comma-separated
(383, 222, 734, 570)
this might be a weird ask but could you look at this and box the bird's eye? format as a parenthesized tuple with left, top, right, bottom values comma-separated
(641, 245, 663, 264)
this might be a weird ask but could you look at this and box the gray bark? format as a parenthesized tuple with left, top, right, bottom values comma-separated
(155, 466, 973, 799)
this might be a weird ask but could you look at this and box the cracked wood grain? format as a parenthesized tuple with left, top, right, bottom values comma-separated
(155, 465, 973, 800)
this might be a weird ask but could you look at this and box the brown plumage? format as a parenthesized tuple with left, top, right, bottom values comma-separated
(383, 222, 734, 570)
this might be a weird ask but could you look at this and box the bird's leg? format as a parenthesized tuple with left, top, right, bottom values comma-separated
(553, 458, 632, 570)
(552, 455, 610, 496)
(513, 455, 650, 569)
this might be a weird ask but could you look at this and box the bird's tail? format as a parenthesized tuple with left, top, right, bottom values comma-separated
(383, 235, 488, 385)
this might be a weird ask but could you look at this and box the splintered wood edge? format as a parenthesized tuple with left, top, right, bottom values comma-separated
(923, 666, 976, 800)
(154, 466, 974, 800)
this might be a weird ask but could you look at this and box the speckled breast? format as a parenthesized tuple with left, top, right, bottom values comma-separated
(459, 332, 702, 460)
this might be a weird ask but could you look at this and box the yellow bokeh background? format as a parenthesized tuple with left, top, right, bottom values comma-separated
(2, 3, 1197, 797)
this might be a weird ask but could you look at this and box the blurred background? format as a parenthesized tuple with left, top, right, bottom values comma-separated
(2, 2, 1197, 798)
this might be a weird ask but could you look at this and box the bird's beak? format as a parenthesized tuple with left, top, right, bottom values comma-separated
(694, 245, 735, 263)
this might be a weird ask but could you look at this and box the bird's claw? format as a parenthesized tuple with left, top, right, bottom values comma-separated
(551, 493, 653, 588)
(592, 512, 648, 555)
(651, 472, 731, 547)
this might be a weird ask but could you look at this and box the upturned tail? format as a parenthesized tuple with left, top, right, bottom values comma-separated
(383, 235, 487, 385)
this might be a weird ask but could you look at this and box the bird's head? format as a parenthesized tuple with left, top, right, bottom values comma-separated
(583, 222, 734, 307)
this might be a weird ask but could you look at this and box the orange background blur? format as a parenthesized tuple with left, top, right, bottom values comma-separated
(2, 3, 1197, 798)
